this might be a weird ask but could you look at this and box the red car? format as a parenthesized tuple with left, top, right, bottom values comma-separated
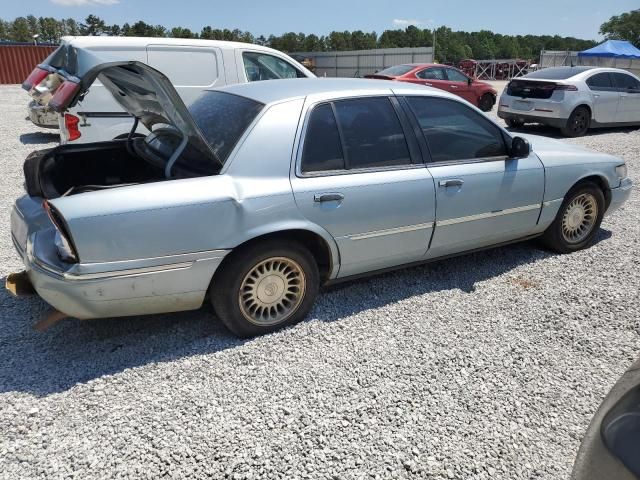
(365, 63, 497, 112)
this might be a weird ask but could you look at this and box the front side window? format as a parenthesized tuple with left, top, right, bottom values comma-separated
(301, 97, 412, 173)
(406, 96, 507, 163)
(612, 73, 640, 91)
(417, 67, 446, 80)
(586, 72, 614, 91)
(242, 52, 304, 82)
(445, 68, 469, 83)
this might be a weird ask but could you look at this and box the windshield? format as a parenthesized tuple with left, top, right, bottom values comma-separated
(377, 65, 415, 77)
(524, 66, 592, 80)
(189, 91, 265, 164)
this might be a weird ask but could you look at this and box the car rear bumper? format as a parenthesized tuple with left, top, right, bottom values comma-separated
(9, 198, 229, 319)
(28, 101, 59, 129)
(606, 177, 633, 216)
(498, 109, 567, 128)
(497, 93, 574, 127)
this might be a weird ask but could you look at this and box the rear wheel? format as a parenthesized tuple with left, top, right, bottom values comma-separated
(506, 118, 525, 129)
(541, 182, 605, 253)
(478, 93, 495, 112)
(211, 239, 319, 337)
(561, 106, 590, 137)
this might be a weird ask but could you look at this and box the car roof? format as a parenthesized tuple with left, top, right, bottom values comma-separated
(213, 77, 457, 105)
(61, 35, 280, 53)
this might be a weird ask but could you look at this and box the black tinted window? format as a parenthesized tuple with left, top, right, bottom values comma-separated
(301, 104, 344, 173)
(417, 68, 446, 80)
(524, 66, 592, 79)
(446, 68, 468, 82)
(406, 96, 507, 162)
(189, 91, 264, 163)
(586, 73, 613, 90)
(333, 97, 411, 169)
(612, 73, 640, 91)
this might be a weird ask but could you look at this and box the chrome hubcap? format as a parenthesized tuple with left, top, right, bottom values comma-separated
(239, 257, 306, 326)
(562, 193, 597, 243)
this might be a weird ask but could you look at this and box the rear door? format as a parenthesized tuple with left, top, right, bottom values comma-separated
(611, 72, 640, 123)
(444, 67, 476, 104)
(402, 95, 544, 258)
(146, 44, 224, 106)
(291, 96, 436, 278)
(585, 72, 619, 124)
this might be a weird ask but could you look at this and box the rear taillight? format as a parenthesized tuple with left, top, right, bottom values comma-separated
(554, 84, 578, 91)
(43, 201, 79, 263)
(22, 66, 50, 91)
(64, 114, 81, 141)
(48, 80, 81, 112)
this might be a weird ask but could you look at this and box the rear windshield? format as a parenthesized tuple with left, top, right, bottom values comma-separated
(189, 91, 264, 163)
(524, 66, 592, 80)
(377, 65, 415, 77)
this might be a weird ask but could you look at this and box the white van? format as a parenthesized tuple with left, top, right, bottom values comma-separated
(25, 36, 315, 144)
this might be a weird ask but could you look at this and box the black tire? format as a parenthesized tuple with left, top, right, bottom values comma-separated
(561, 106, 591, 137)
(506, 118, 525, 129)
(211, 239, 319, 337)
(540, 182, 605, 254)
(478, 93, 495, 112)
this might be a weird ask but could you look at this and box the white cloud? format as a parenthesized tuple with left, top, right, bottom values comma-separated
(51, 0, 119, 6)
(392, 18, 434, 27)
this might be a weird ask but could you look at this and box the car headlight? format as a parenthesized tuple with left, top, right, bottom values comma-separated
(616, 164, 628, 180)
(54, 230, 78, 263)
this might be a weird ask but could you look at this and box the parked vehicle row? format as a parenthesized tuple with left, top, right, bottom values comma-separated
(24, 36, 315, 143)
(9, 54, 632, 337)
(499, 66, 640, 137)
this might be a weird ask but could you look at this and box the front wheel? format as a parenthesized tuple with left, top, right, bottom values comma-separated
(561, 106, 591, 137)
(478, 93, 495, 112)
(541, 182, 605, 253)
(211, 239, 319, 337)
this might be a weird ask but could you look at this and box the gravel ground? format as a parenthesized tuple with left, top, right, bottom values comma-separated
(0, 83, 638, 480)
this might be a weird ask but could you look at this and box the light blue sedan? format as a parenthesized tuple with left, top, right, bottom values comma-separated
(8, 60, 632, 336)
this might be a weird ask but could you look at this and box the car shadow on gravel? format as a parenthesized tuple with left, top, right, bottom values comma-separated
(0, 229, 612, 397)
(19, 132, 60, 145)
(507, 124, 640, 139)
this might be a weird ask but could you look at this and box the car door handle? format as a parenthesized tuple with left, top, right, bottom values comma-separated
(449, 85, 458, 89)
(438, 179, 464, 187)
(424, 82, 433, 86)
(314, 193, 344, 202)
(593, 94, 600, 98)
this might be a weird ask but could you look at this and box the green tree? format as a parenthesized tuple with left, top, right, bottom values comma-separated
(10, 17, 31, 42)
(80, 14, 107, 36)
(170, 26, 196, 38)
(600, 9, 640, 47)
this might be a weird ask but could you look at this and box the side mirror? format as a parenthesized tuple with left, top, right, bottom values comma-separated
(467, 77, 473, 86)
(510, 136, 530, 158)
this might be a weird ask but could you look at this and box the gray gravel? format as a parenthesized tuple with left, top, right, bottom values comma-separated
(0, 83, 638, 480)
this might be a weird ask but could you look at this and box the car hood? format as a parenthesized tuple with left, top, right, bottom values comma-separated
(519, 133, 622, 166)
(36, 51, 222, 169)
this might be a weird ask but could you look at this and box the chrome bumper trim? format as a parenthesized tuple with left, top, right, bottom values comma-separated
(437, 204, 541, 227)
(349, 222, 434, 241)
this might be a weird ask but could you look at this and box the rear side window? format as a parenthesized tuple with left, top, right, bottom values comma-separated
(189, 91, 264, 163)
(301, 97, 411, 173)
(243, 52, 305, 81)
(586, 72, 614, 91)
(377, 65, 415, 76)
(612, 73, 640, 91)
(301, 104, 344, 173)
(417, 68, 446, 80)
(406, 96, 507, 163)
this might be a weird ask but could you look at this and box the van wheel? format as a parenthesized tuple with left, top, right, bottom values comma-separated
(506, 118, 524, 128)
(541, 182, 605, 253)
(478, 93, 495, 112)
(211, 240, 319, 337)
(561, 106, 590, 137)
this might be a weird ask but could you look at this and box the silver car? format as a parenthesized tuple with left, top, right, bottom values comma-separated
(498, 66, 640, 137)
(8, 59, 633, 337)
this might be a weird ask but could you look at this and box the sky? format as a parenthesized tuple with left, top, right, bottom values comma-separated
(3, 0, 638, 40)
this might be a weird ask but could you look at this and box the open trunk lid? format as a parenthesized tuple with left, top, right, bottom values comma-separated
(23, 49, 223, 171)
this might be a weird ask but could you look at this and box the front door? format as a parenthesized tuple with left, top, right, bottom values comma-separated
(612, 72, 640, 123)
(444, 67, 476, 104)
(401, 95, 545, 258)
(415, 67, 451, 91)
(291, 96, 436, 278)
(586, 72, 620, 124)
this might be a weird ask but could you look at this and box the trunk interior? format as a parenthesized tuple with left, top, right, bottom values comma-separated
(24, 141, 165, 199)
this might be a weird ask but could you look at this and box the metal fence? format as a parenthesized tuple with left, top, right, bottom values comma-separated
(0, 45, 57, 84)
(292, 47, 434, 78)
(539, 50, 640, 77)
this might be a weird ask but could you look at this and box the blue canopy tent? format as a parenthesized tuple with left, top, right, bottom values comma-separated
(578, 40, 640, 59)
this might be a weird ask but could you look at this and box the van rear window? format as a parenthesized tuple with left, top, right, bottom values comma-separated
(189, 91, 264, 164)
